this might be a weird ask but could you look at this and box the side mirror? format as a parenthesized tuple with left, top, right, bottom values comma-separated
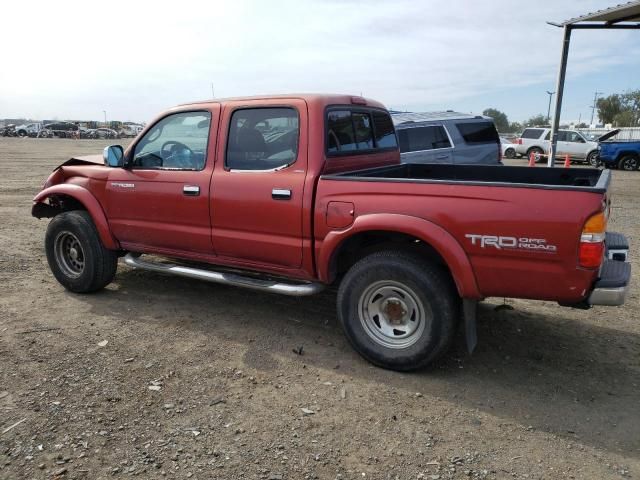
(103, 145, 124, 167)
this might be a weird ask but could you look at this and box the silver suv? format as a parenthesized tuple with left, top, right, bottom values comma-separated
(515, 127, 599, 165)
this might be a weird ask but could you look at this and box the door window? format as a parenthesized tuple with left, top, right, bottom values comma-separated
(566, 131, 585, 143)
(556, 131, 568, 142)
(132, 111, 212, 170)
(397, 125, 452, 152)
(225, 108, 299, 171)
(326, 108, 397, 154)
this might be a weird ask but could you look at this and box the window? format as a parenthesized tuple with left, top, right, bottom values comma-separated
(544, 131, 551, 140)
(133, 111, 211, 170)
(226, 108, 299, 171)
(397, 125, 452, 153)
(456, 121, 499, 144)
(566, 131, 585, 143)
(326, 108, 397, 154)
(521, 128, 544, 139)
(556, 131, 567, 142)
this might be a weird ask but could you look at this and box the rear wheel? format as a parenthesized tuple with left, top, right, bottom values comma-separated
(505, 147, 516, 159)
(618, 155, 639, 171)
(45, 211, 118, 293)
(337, 251, 458, 371)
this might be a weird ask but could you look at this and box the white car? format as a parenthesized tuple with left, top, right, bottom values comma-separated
(14, 122, 43, 137)
(500, 137, 517, 159)
(515, 127, 599, 165)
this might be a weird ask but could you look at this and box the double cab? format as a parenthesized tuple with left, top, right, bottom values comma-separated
(32, 94, 631, 371)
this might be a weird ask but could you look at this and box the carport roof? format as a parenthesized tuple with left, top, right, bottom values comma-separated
(558, 1, 640, 26)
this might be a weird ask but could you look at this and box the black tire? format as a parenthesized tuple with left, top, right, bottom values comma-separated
(505, 148, 516, 159)
(17, 130, 27, 137)
(526, 147, 545, 164)
(337, 251, 459, 371)
(587, 150, 600, 167)
(45, 210, 118, 293)
(618, 154, 639, 171)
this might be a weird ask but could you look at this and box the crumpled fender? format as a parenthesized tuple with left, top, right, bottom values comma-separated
(32, 184, 119, 250)
(317, 213, 481, 299)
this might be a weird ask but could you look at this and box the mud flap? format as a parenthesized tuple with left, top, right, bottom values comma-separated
(463, 299, 477, 354)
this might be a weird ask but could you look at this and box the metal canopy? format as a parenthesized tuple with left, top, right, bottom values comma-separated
(546, 1, 640, 167)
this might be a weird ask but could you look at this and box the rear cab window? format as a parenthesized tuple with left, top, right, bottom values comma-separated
(326, 108, 397, 155)
(455, 121, 499, 145)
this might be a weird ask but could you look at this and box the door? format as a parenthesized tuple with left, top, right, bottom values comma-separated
(211, 101, 307, 269)
(555, 130, 570, 158)
(397, 124, 453, 164)
(564, 130, 588, 160)
(106, 108, 219, 255)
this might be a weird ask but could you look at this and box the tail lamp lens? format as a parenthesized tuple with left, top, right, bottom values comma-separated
(578, 212, 606, 268)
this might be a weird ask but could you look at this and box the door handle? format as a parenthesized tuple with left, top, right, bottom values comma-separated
(272, 188, 291, 200)
(183, 185, 200, 196)
(435, 154, 449, 159)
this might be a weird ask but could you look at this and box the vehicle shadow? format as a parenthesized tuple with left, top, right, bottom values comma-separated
(83, 267, 640, 457)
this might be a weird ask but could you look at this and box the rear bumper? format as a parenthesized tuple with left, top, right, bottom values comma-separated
(588, 257, 631, 307)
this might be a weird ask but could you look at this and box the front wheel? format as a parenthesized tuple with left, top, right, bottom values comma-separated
(618, 155, 639, 171)
(337, 251, 458, 371)
(587, 151, 600, 167)
(45, 211, 118, 293)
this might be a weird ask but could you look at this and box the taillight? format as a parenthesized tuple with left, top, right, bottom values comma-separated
(517, 138, 522, 145)
(578, 212, 606, 268)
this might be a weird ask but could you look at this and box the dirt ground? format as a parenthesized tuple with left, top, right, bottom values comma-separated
(0, 137, 638, 480)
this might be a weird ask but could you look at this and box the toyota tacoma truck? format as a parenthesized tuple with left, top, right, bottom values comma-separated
(32, 94, 631, 371)
(597, 129, 640, 170)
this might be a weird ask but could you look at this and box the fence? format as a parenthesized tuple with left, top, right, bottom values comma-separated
(577, 127, 640, 141)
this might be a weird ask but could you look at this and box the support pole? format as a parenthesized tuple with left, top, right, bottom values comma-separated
(548, 25, 572, 167)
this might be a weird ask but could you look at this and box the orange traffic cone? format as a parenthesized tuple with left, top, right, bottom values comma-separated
(563, 154, 570, 168)
(528, 152, 536, 167)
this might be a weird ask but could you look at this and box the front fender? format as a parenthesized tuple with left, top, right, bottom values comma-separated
(32, 184, 119, 250)
(317, 213, 481, 299)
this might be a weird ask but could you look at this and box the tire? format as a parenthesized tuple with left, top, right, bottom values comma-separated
(337, 251, 458, 371)
(526, 147, 545, 164)
(505, 148, 516, 159)
(17, 130, 27, 137)
(45, 210, 118, 293)
(618, 155, 639, 171)
(587, 150, 600, 167)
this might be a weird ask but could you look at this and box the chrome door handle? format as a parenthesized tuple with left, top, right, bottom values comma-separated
(183, 185, 200, 196)
(272, 188, 291, 200)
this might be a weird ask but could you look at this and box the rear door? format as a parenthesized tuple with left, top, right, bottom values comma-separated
(397, 124, 453, 164)
(210, 99, 307, 269)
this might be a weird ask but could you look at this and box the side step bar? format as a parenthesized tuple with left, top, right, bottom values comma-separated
(123, 253, 325, 297)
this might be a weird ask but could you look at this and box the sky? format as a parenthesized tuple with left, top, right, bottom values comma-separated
(1, 0, 639, 125)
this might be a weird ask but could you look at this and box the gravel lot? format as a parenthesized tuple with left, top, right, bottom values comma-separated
(0, 137, 638, 480)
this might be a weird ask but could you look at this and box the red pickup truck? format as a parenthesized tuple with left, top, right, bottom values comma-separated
(32, 94, 631, 371)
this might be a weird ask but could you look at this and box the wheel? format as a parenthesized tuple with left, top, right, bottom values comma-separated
(17, 130, 27, 137)
(505, 148, 516, 159)
(45, 211, 118, 293)
(337, 251, 458, 371)
(618, 155, 639, 171)
(587, 150, 600, 167)
(527, 147, 545, 163)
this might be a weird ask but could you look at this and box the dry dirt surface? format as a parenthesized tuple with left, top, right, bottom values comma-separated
(0, 137, 638, 480)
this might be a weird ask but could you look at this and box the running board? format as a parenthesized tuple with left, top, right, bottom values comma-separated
(123, 253, 325, 297)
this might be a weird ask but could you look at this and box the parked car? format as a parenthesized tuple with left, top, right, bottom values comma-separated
(15, 122, 44, 137)
(44, 122, 80, 138)
(515, 127, 600, 165)
(0, 124, 17, 137)
(598, 129, 640, 170)
(500, 136, 517, 159)
(392, 112, 501, 165)
(32, 94, 630, 371)
(119, 123, 144, 138)
(94, 128, 120, 139)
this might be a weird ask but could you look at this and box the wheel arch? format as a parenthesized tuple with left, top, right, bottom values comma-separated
(318, 214, 481, 299)
(32, 184, 119, 250)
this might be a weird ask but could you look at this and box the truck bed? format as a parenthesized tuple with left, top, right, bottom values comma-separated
(324, 164, 609, 192)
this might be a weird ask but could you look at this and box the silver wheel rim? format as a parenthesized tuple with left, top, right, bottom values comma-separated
(623, 158, 637, 170)
(54, 231, 85, 278)
(358, 280, 429, 349)
(588, 152, 599, 166)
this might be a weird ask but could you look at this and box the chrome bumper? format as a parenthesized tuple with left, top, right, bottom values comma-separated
(588, 257, 631, 307)
(588, 285, 629, 306)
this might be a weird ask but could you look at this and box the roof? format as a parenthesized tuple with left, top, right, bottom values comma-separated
(178, 93, 386, 110)
(391, 111, 484, 125)
(560, 1, 640, 25)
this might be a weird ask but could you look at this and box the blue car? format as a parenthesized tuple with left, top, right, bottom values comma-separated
(598, 129, 640, 171)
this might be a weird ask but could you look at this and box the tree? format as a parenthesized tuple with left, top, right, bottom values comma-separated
(508, 121, 523, 133)
(482, 108, 510, 132)
(524, 114, 548, 127)
(596, 94, 622, 124)
(575, 122, 588, 129)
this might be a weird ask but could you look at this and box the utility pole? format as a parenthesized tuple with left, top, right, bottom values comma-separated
(546, 91, 555, 123)
(211, 83, 215, 98)
(590, 91, 603, 126)
(103, 110, 107, 127)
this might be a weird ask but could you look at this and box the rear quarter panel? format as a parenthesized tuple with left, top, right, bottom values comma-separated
(315, 178, 604, 303)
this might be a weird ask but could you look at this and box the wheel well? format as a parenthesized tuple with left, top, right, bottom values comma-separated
(618, 151, 639, 160)
(330, 231, 451, 284)
(37, 194, 88, 217)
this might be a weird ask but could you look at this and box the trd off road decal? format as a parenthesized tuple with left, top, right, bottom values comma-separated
(465, 234, 557, 253)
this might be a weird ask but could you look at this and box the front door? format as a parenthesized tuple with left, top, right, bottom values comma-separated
(210, 100, 307, 269)
(106, 108, 218, 255)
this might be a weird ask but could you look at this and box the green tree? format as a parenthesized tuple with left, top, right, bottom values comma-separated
(508, 121, 523, 133)
(482, 108, 510, 132)
(596, 94, 622, 124)
(524, 114, 548, 127)
(613, 110, 637, 127)
(575, 122, 588, 129)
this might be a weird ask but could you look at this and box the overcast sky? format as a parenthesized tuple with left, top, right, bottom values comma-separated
(1, 0, 638, 124)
